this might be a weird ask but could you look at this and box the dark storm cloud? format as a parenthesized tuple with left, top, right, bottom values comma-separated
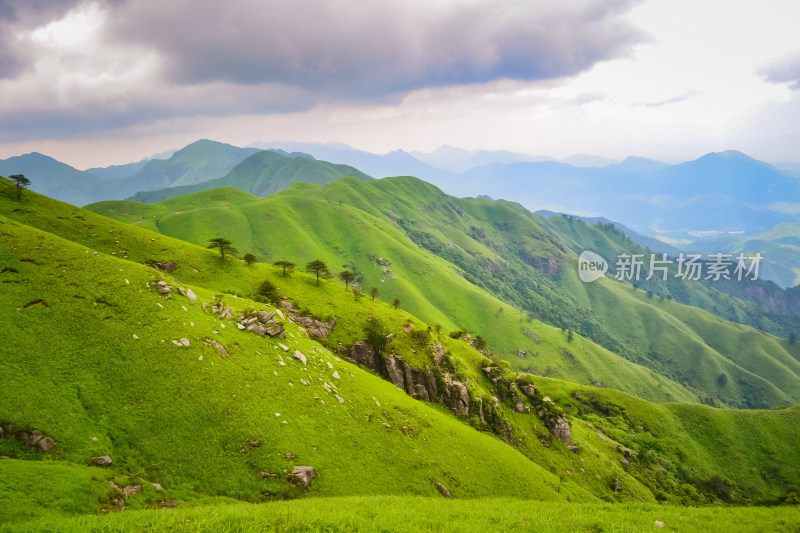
(760, 51, 800, 90)
(106, 0, 645, 98)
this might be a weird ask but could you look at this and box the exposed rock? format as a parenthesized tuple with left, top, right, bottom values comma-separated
(259, 471, 278, 478)
(384, 355, 406, 389)
(0, 426, 4, 439)
(111, 497, 125, 511)
(36, 437, 56, 452)
(293, 350, 307, 365)
(433, 344, 446, 365)
(186, 289, 197, 301)
(442, 373, 470, 416)
(553, 417, 572, 443)
(565, 469, 573, 475)
(176, 287, 186, 297)
(287, 466, 316, 487)
(622, 447, 632, 459)
(280, 301, 294, 312)
(386, 333, 396, 342)
(520, 383, 538, 397)
(655, 520, 665, 528)
(179, 338, 190, 346)
(433, 481, 452, 498)
(266, 325, 285, 337)
(597, 432, 605, 441)
(152, 483, 164, 491)
(620, 458, 630, 469)
(256, 311, 275, 323)
(350, 341, 378, 370)
(156, 284, 172, 295)
(93, 455, 113, 467)
(567, 445, 581, 455)
(517, 350, 526, 358)
(613, 479, 622, 492)
(206, 339, 229, 357)
(123, 485, 142, 498)
(148, 261, 177, 273)
(249, 324, 267, 336)
(20, 430, 44, 447)
(248, 439, 262, 448)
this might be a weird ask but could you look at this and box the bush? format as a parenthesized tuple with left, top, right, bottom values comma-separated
(255, 279, 280, 303)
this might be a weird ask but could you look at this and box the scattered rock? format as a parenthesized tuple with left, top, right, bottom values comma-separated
(36, 437, 56, 452)
(93, 455, 113, 467)
(335, 395, 345, 403)
(622, 447, 632, 459)
(553, 417, 572, 443)
(293, 350, 307, 365)
(565, 469, 573, 475)
(332, 371, 340, 380)
(620, 458, 630, 469)
(654, 520, 665, 528)
(287, 466, 316, 487)
(597, 432, 605, 441)
(433, 481, 452, 498)
(613, 479, 622, 492)
(186, 288, 197, 301)
(567, 445, 581, 455)
(179, 338, 190, 346)
(123, 485, 142, 498)
(152, 483, 164, 491)
(206, 339, 229, 357)
(249, 324, 267, 336)
(148, 261, 177, 273)
(111, 497, 125, 511)
(259, 471, 278, 478)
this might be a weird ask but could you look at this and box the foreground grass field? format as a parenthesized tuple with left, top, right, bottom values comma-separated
(3, 496, 800, 533)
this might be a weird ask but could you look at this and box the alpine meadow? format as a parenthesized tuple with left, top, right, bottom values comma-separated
(3, 1, 800, 532)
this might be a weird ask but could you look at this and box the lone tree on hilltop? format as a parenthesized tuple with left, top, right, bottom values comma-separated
(208, 237, 238, 262)
(274, 260, 296, 277)
(305, 259, 332, 286)
(339, 270, 356, 290)
(9, 174, 30, 200)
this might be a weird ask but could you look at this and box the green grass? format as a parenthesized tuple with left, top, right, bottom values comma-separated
(3, 177, 800, 527)
(86, 177, 800, 408)
(3, 496, 800, 532)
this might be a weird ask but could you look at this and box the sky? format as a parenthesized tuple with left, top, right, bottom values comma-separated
(1, 0, 799, 169)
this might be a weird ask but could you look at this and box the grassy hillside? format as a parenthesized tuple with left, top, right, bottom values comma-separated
(126, 150, 372, 203)
(88, 177, 800, 408)
(87, 185, 697, 405)
(3, 178, 800, 528)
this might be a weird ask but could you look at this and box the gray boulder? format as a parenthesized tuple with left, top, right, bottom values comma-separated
(384, 356, 406, 389)
(36, 437, 56, 452)
(93, 455, 113, 467)
(553, 417, 572, 443)
(287, 466, 316, 487)
(350, 341, 378, 370)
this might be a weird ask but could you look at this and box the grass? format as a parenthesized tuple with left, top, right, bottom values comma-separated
(87, 176, 800, 408)
(3, 496, 800, 532)
(2, 177, 800, 527)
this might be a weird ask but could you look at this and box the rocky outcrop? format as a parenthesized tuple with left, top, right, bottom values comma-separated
(17, 429, 57, 452)
(552, 417, 572, 443)
(280, 301, 337, 338)
(442, 373, 470, 416)
(147, 261, 177, 273)
(287, 466, 316, 488)
(350, 341, 379, 370)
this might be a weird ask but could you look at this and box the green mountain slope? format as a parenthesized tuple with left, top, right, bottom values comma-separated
(3, 178, 800, 527)
(119, 140, 260, 194)
(125, 150, 372, 203)
(90, 177, 800, 409)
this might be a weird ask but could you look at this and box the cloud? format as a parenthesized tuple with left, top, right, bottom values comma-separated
(759, 51, 800, 89)
(0, 0, 645, 141)
(106, 0, 645, 98)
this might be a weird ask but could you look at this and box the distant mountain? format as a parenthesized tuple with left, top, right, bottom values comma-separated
(0, 152, 114, 206)
(559, 154, 618, 167)
(125, 149, 371, 202)
(250, 141, 446, 181)
(433, 150, 800, 240)
(118, 139, 260, 193)
(410, 145, 553, 173)
(86, 158, 151, 179)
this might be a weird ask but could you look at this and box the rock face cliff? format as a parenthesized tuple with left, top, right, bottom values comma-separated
(346, 339, 571, 446)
